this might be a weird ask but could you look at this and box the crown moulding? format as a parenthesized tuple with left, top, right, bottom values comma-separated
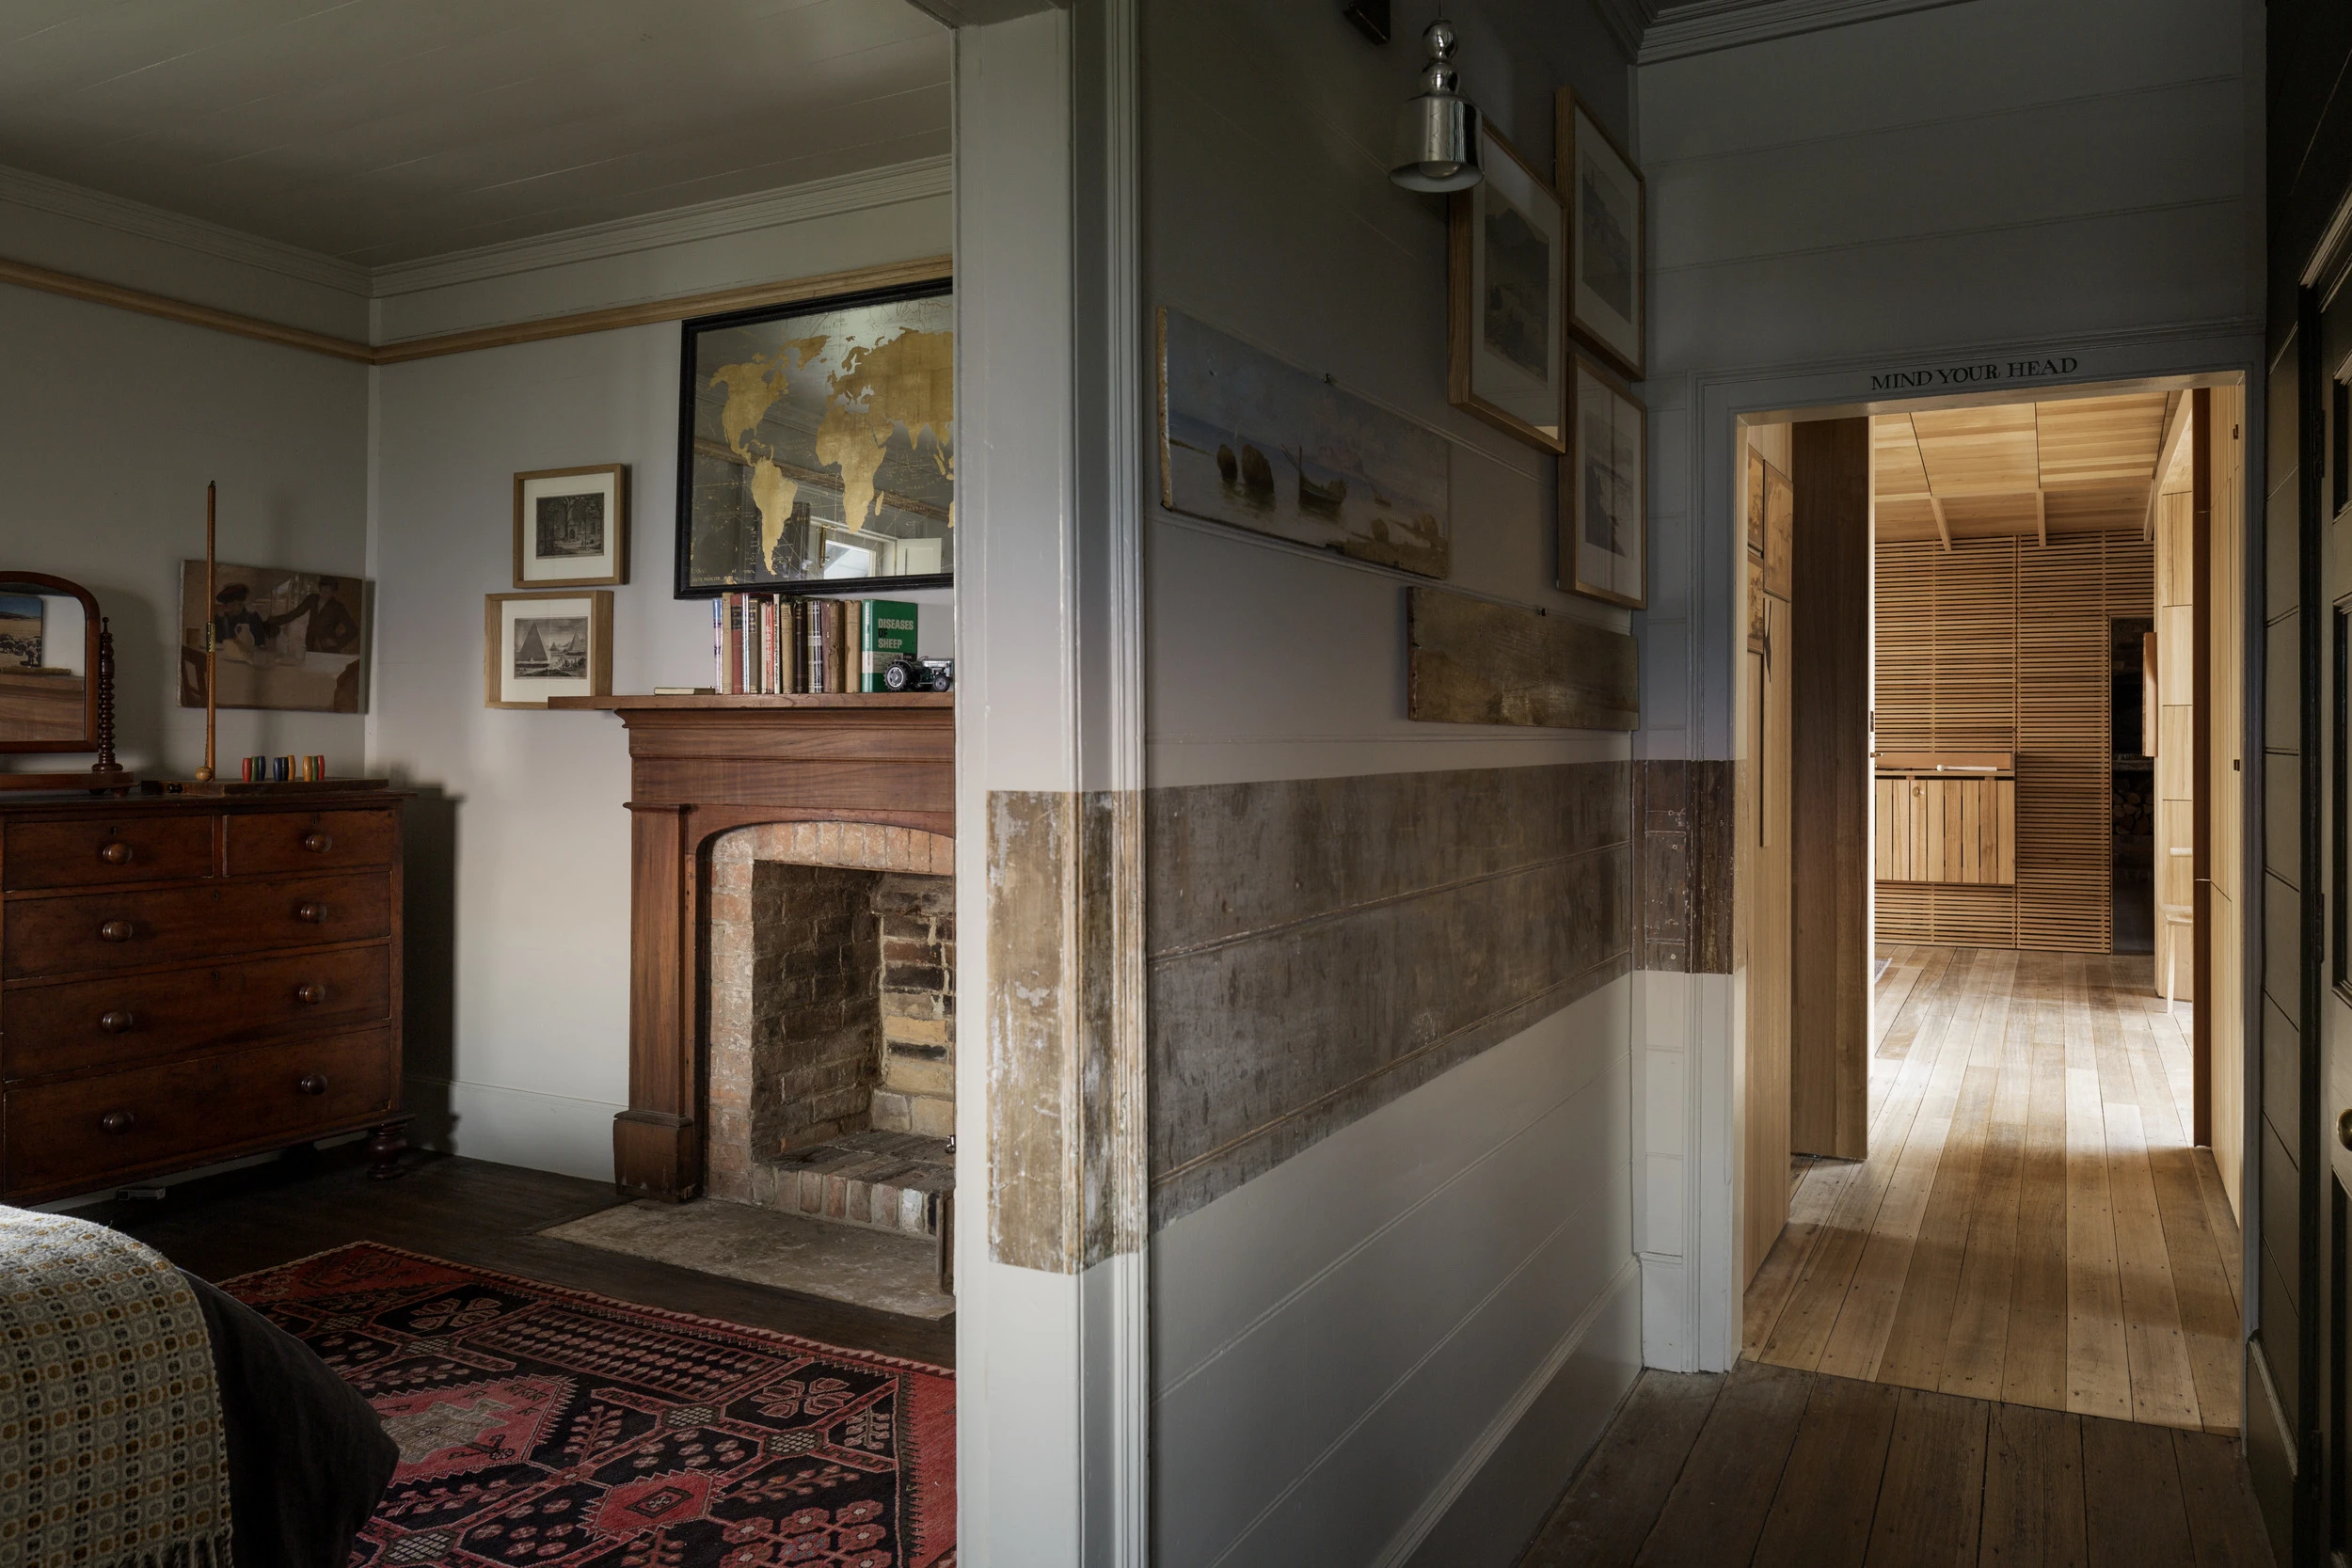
(0, 252, 954, 368)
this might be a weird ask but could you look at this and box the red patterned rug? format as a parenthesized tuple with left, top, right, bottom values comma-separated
(224, 1243, 955, 1568)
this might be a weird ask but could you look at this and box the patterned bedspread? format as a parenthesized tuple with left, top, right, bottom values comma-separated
(0, 1206, 232, 1568)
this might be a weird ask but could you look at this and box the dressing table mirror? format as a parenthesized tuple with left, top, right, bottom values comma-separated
(0, 572, 131, 791)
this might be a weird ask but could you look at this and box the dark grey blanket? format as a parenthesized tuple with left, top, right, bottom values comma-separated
(183, 1272, 398, 1568)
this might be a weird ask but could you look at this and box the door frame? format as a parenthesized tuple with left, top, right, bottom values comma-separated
(1674, 325, 2265, 1376)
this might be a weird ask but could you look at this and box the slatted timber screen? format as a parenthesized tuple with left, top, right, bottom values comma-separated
(1872, 531, 2150, 951)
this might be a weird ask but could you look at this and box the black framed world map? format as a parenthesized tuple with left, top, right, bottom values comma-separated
(675, 278, 953, 596)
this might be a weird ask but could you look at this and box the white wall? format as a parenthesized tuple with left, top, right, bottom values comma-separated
(1142, 3, 1641, 1561)
(0, 283, 369, 782)
(364, 178, 954, 1180)
(1152, 983, 1638, 1567)
(1635, 0, 2265, 1370)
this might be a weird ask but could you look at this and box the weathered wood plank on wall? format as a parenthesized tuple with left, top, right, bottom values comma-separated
(1145, 763, 1633, 1227)
(1406, 587, 1639, 731)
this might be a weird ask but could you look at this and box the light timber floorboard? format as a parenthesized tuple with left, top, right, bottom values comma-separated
(1745, 947, 2243, 1434)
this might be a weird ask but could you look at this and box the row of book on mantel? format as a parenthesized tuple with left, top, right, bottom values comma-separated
(710, 594, 916, 694)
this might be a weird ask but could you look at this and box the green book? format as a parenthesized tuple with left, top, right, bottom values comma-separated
(862, 600, 918, 691)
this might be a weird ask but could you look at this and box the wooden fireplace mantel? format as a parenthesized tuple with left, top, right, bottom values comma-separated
(548, 693, 954, 1200)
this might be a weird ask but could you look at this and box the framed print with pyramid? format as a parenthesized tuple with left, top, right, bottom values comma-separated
(485, 591, 612, 708)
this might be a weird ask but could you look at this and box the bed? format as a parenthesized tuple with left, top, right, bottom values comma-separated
(0, 1207, 395, 1568)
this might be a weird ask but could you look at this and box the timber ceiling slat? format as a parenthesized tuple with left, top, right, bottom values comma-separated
(1870, 392, 2173, 542)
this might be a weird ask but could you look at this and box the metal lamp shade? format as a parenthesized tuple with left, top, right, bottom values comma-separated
(1391, 92, 1482, 192)
(1389, 21, 1483, 193)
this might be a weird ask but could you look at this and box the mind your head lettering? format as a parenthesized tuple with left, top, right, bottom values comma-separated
(1870, 355, 2080, 393)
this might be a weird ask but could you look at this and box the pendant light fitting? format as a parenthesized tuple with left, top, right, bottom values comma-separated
(1390, 19, 1483, 193)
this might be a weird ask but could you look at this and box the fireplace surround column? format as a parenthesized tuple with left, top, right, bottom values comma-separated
(547, 694, 956, 1202)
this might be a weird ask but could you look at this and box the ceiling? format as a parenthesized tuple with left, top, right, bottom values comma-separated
(0, 0, 949, 267)
(1871, 392, 2185, 545)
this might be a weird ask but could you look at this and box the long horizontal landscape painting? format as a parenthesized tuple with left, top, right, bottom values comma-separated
(1157, 309, 1452, 578)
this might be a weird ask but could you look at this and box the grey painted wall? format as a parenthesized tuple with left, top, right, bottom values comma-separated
(0, 282, 369, 782)
(364, 192, 953, 1180)
(1141, 2, 1642, 1560)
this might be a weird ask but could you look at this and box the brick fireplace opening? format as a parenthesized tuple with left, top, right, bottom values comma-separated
(705, 822, 954, 1242)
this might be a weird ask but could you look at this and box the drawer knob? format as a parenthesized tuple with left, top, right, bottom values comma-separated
(98, 918, 134, 942)
(99, 841, 135, 865)
(99, 1009, 135, 1034)
(294, 982, 326, 1006)
(302, 832, 334, 854)
(296, 1073, 328, 1096)
(99, 1110, 135, 1134)
(296, 901, 327, 924)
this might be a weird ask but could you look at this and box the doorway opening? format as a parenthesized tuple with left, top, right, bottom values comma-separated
(1735, 378, 2249, 1432)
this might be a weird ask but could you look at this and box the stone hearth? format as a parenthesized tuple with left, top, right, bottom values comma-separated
(771, 1129, 954, 1240)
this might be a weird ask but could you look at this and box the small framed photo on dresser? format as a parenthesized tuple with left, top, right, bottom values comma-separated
(485, 591, 612, 708)
(514, 465, 628, 588)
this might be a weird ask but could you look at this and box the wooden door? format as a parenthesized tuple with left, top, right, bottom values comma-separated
(1789, 417, 1871, 1160)
(2324, 335, 2352, 1566)
(2206, 384, 2246, 1217)
(2258, 286, 2341, 1564)
(1743, 587, 1793, 1286)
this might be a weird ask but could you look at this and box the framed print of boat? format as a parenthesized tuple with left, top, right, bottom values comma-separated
(485, 591, 612, 708)
(1157, 308, 1452, 579)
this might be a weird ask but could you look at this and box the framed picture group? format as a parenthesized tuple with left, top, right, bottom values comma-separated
(486, 465, 627, 707)
(1445, 86, 1649, 610)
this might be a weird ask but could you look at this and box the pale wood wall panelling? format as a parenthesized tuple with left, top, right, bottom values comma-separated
(1874, 537, 2019, 944)
(1872, 531, 2152, 954)
(2187, 388, 2213, 1141)
(1789, 418, 1871, 1160)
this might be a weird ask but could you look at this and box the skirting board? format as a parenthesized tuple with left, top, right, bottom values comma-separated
(1391, 1259, 1642, 1568)
(403, 1075, 623, 1182)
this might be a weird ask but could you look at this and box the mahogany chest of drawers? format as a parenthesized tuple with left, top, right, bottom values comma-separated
(0, 790, 407, 1202)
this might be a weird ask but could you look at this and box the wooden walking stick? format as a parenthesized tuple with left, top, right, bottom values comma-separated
(195, 482, 216, 784)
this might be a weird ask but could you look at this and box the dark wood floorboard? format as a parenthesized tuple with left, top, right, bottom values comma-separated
(1979, 1402, 2086, 1568)
(1630, 1361, 1812, 1568)
(1867, 1387, 1989, 1567)
(77, 1145, 956, 1367)
(2080, 1416, 2193, 1568)
(1752, 1373, 1899, 1568)
(1518, 1370, 1724, 1568)
(1520, 1363, 2272, 1568)
(2172, 1427, 2276, 1568)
